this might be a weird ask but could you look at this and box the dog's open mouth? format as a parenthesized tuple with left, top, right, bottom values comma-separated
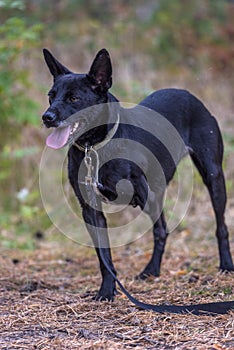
(46, 122, 81, 149)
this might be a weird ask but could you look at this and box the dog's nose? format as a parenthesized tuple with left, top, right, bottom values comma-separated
(42, 111, 57, 125)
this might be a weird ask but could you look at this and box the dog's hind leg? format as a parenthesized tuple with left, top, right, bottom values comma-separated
(189, 120, 234, 271)
(135, 179, 168, 280)
(137, 211, 168, 280)
(191, 153, 234, 271)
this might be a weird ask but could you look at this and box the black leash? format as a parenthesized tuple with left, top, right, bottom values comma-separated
(85, 180, 234, 316)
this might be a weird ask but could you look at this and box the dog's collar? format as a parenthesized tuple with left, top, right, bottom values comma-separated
(73, 113, 120, 152)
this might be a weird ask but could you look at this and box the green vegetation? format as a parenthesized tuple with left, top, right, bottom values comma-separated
(0, 2, 42, 129)
(0, 0, 234, 249)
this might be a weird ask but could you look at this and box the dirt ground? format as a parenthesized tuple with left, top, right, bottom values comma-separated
(0, 194, 234, 350)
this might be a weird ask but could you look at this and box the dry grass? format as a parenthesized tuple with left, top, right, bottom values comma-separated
(1, 173, 234, 349)
(0, 245, 233, 350)
(1, 199, 234, 350)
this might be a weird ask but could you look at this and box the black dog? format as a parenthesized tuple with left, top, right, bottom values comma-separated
(42, 48, 234, 306)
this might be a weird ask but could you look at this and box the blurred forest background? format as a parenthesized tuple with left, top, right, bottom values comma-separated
(1, 0, 234, 249)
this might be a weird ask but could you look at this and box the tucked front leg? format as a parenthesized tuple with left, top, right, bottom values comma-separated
(82, 206, 117, 301)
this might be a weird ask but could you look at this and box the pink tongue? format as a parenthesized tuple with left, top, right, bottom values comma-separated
(46, 125, 71, 149)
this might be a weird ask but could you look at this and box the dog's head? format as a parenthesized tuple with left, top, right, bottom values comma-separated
(42, 48, 113, 149)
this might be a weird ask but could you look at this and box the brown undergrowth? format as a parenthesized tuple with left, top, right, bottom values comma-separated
(0, 197, 234, 350)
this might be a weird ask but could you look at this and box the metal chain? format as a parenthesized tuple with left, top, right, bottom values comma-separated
(84, 146, 100, 185)
(84, 146, 93, 185)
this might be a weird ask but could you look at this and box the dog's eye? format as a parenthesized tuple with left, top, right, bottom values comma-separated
(48, 92, 55, 104)
(68, 96, 80, 103)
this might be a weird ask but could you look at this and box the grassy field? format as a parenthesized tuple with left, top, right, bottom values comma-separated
(0, 183, 234, 349)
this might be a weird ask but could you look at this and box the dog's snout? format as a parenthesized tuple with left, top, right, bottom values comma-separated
(42, 111, 57, 126)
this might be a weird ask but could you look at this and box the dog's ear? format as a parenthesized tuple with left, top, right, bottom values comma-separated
(43, 49, 71, 79)
(87, 49, 112, 92)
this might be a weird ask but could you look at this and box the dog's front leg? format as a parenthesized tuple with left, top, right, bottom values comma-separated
(68, 149, 117, 300)
(82, 206, 117, 301)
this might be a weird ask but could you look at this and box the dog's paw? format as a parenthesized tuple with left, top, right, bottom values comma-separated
(135, 271, 159, 281)
(92, 294, 114, 302)
(92, 292, 114, 302)
(92, 287, 117, 302)
(220, 265, 234, 273)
